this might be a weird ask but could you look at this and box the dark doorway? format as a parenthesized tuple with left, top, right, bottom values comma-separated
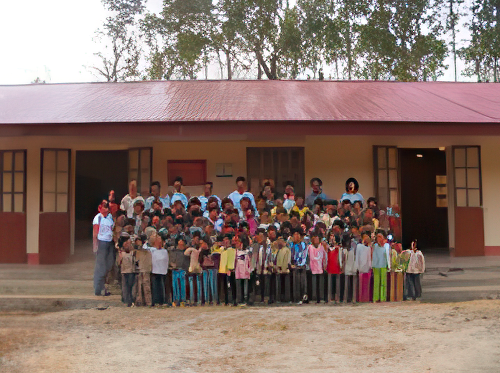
(75, 151, 128, 240)
(399, 148, 448, 250)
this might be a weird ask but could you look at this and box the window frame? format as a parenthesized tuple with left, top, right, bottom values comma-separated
(128, 147, 153, 196)
(0, 150, 27, 213)
(40, 148, 71, 213)
(452, 145, 482, 207)
(373, 145, 399, 209)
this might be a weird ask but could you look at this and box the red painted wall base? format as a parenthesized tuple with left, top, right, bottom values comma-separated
(485, 246, 500, 256)
(27, 253, 40, 265)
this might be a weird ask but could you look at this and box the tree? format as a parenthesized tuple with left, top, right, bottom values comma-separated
(298, 0, 332, 79)
(356, 0, 448, 81)
(91, 0, 145, 82)
(335, 0, 371, 80)
(140, 0, 212, 80)
(278, 6, 303, 79)
(445, 0, 464, 81)
(210, 0, 251, 80)
(459, 0, 500, 82)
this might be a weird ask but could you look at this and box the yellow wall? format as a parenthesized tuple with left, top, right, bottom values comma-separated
(0, 134, 499, 255)
(152, 140, 305, 198)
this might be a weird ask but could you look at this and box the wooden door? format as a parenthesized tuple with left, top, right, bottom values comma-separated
(246, 147, 305, 197)
(39, 149, 71, 264)
(453, 146, 484, 256)
(0, 150, 27, 263)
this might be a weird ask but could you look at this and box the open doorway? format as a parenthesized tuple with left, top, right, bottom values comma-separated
(399, 148, 448, 251)
(75, 150, 128, 240)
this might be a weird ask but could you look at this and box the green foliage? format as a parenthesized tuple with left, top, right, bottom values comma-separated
(356, 0, 448, 81)
(140, 0, 212, 80)
(459, 0, 500, 82)
(91, 0, 500, 82)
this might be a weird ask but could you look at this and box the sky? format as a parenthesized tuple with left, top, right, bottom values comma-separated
(0, 0, 472, 85)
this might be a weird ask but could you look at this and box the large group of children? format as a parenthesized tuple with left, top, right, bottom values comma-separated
(92, 175, 425, 307)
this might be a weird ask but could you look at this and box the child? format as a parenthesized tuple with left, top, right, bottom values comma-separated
(151, 232, 169, 307)
(390, 242, 404, 301)
(118, 233, 136, 307)
(321, 201, 339, 230)
(184, 233, 203, 306)
(240, 197, 258, 235)
(276, 235, 292, 303)
(343, 232, 358, 303)
(341, 232, 356, 303)
(134, 232, 153, 306)
(308, 233, 327, 303)
(289, 227, 308, 304)
(132, 199, 145, 236)
(218, 234, 236, 305)
(210, 235, 225, 304)
(234, 234, 251, 305)
(291, 195, 309, 219)
(267, 226, 280, 304)
(283, 184, 295, 212)
(326, 232, 342, 303)
(199, 237, 217, 305)
(168, 237, 189, 306)
(251, 229, 269, 303)
(406, 240, 425, 300)
(356, 234, 372, 303)
(372, 232, 391, 302)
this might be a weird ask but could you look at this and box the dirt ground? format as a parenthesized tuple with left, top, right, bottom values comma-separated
(1, 300, 499, 373)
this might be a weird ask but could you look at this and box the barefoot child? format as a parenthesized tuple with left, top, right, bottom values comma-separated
(151, 232, 169, 306)
(118, 233, 135, 307)
(372, 232, 391, 302)
(406, 240, 425, 300)
(308, 233, 327, 303)
(356, 234, 372, 303)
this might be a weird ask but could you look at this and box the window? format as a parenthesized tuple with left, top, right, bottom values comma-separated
(168, 160, 206, 186)
(453, 146, 482, 207)
(41, 149, 70, 212)
(374, 146, 398, 208)
(129, 148, 152, 196)
(0, 150, 26, 212)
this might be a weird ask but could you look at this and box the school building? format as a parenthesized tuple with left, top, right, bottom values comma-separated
(0, 80, 499, 264)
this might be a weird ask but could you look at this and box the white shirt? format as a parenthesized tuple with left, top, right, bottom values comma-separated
(151, 247, 169, 275)
(93, 213, 114, 242)
(355, 243, 372, 273)
(120, 194, 145, 218)
(407, 250, 425, 274)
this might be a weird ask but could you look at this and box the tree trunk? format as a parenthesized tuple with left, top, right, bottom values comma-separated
(494, 57, 498, 83)
(270, 55, 277, 79)
(255, 49, 276, 80)
(226, 50, 232, 80)
(450, 0, 457, 81)
(258, 60, 262, 79)
(346, 23, 352, 80)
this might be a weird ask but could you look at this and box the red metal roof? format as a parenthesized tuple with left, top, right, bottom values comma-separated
(0, 80, 499, 124)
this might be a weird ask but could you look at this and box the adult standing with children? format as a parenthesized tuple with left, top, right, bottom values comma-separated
(93, 200, 115, 296)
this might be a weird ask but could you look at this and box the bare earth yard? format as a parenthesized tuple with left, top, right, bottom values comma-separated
(1, 300, 499, 373)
